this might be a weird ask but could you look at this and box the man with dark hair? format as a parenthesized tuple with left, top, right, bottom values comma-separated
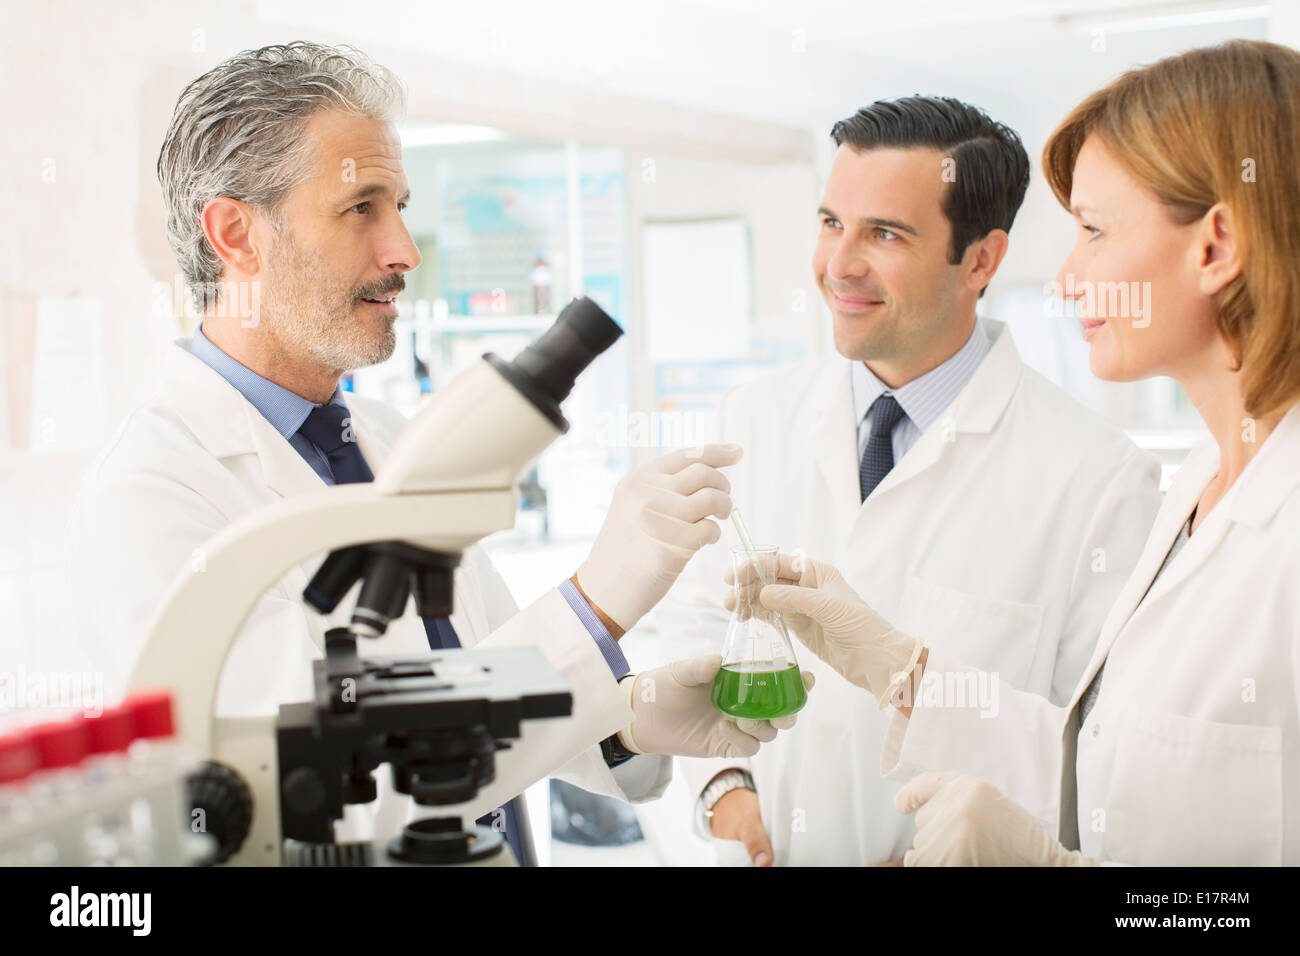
(829, 95, 1030, 297)
(640, 96, 1163, 866)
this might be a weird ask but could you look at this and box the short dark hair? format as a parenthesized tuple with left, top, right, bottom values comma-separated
(830, 96, 1030, 294)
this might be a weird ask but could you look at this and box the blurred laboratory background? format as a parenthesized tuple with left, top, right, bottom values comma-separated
(1, 0, 1291, 864)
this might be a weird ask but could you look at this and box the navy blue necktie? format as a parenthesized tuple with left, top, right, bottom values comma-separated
(297, 403, 374, 484)
(296, 403, 537, 866)
(859, 394, 907, 502)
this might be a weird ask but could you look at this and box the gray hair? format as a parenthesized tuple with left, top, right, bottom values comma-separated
(157, 41, 406, 312)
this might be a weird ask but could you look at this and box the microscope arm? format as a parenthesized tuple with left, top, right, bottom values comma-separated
(128, 359, 562, 758)
(125, 297, 622, 864)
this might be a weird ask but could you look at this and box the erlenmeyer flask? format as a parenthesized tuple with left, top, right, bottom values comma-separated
(711, 546, 807, 720)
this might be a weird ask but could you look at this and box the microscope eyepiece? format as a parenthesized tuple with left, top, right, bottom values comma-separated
(484, 296, 622, 432)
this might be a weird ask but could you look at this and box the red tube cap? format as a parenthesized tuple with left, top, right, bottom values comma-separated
(124, 691, 175, 740)
(31, 720, 90, 770)
(86, 706, 136, 755)
(0, 732, 39, 784)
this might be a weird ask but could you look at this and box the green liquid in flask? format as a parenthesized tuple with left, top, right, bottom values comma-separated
(711, 662, 807, 720)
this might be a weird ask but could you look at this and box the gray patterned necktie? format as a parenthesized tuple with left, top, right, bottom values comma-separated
(860, 394, 907, 502)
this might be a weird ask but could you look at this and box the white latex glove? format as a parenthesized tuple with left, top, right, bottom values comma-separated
(576, 443, 743, 632)
(895, 772, 1098, 866)
(730, 552, 923, 707)
(617, 654, 815, 758)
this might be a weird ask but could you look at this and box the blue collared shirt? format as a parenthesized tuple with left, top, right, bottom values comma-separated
(189, 324, 346, 484)
(850, 315, 991, 463)
(187, 323, 630, 678)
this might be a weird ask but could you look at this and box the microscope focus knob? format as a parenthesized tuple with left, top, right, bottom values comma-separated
(187, 761, 254, 864)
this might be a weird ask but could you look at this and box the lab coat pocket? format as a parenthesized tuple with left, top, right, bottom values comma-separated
(896, 577, 1044, 690)
(1104, 709, 1283, 865)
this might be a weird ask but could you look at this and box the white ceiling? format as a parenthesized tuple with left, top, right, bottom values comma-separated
(257, 0, 1270, 145)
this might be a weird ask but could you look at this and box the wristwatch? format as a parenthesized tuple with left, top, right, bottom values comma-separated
(696, 769, 755, 837)
(601, 673, 639, 767)
(600, 730, 637, 767)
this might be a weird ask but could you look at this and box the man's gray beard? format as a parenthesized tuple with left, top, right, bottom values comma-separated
(289, 309, 398, 372)
(261, 225, 399, 372)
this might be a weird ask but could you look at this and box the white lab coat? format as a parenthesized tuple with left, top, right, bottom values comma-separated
(645, 319, 1162, 865)
(882, 398, 1300, 865)
(67, 340, 670, 840)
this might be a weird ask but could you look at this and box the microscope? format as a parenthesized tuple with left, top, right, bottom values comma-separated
(128, 297, 623, 866)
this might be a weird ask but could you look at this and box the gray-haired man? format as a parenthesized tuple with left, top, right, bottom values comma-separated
(69, 42, 803, 865)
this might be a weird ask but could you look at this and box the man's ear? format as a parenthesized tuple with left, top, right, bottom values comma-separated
(964, 229, 1009, 294)
(200, 197, 263, 280)
(1195, 201, 1241, 297)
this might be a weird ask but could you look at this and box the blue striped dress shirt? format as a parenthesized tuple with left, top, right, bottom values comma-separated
(850, 316, 992, 464)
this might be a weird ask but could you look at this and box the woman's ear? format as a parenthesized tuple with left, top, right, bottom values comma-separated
(1195, 201, 1241, 297)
